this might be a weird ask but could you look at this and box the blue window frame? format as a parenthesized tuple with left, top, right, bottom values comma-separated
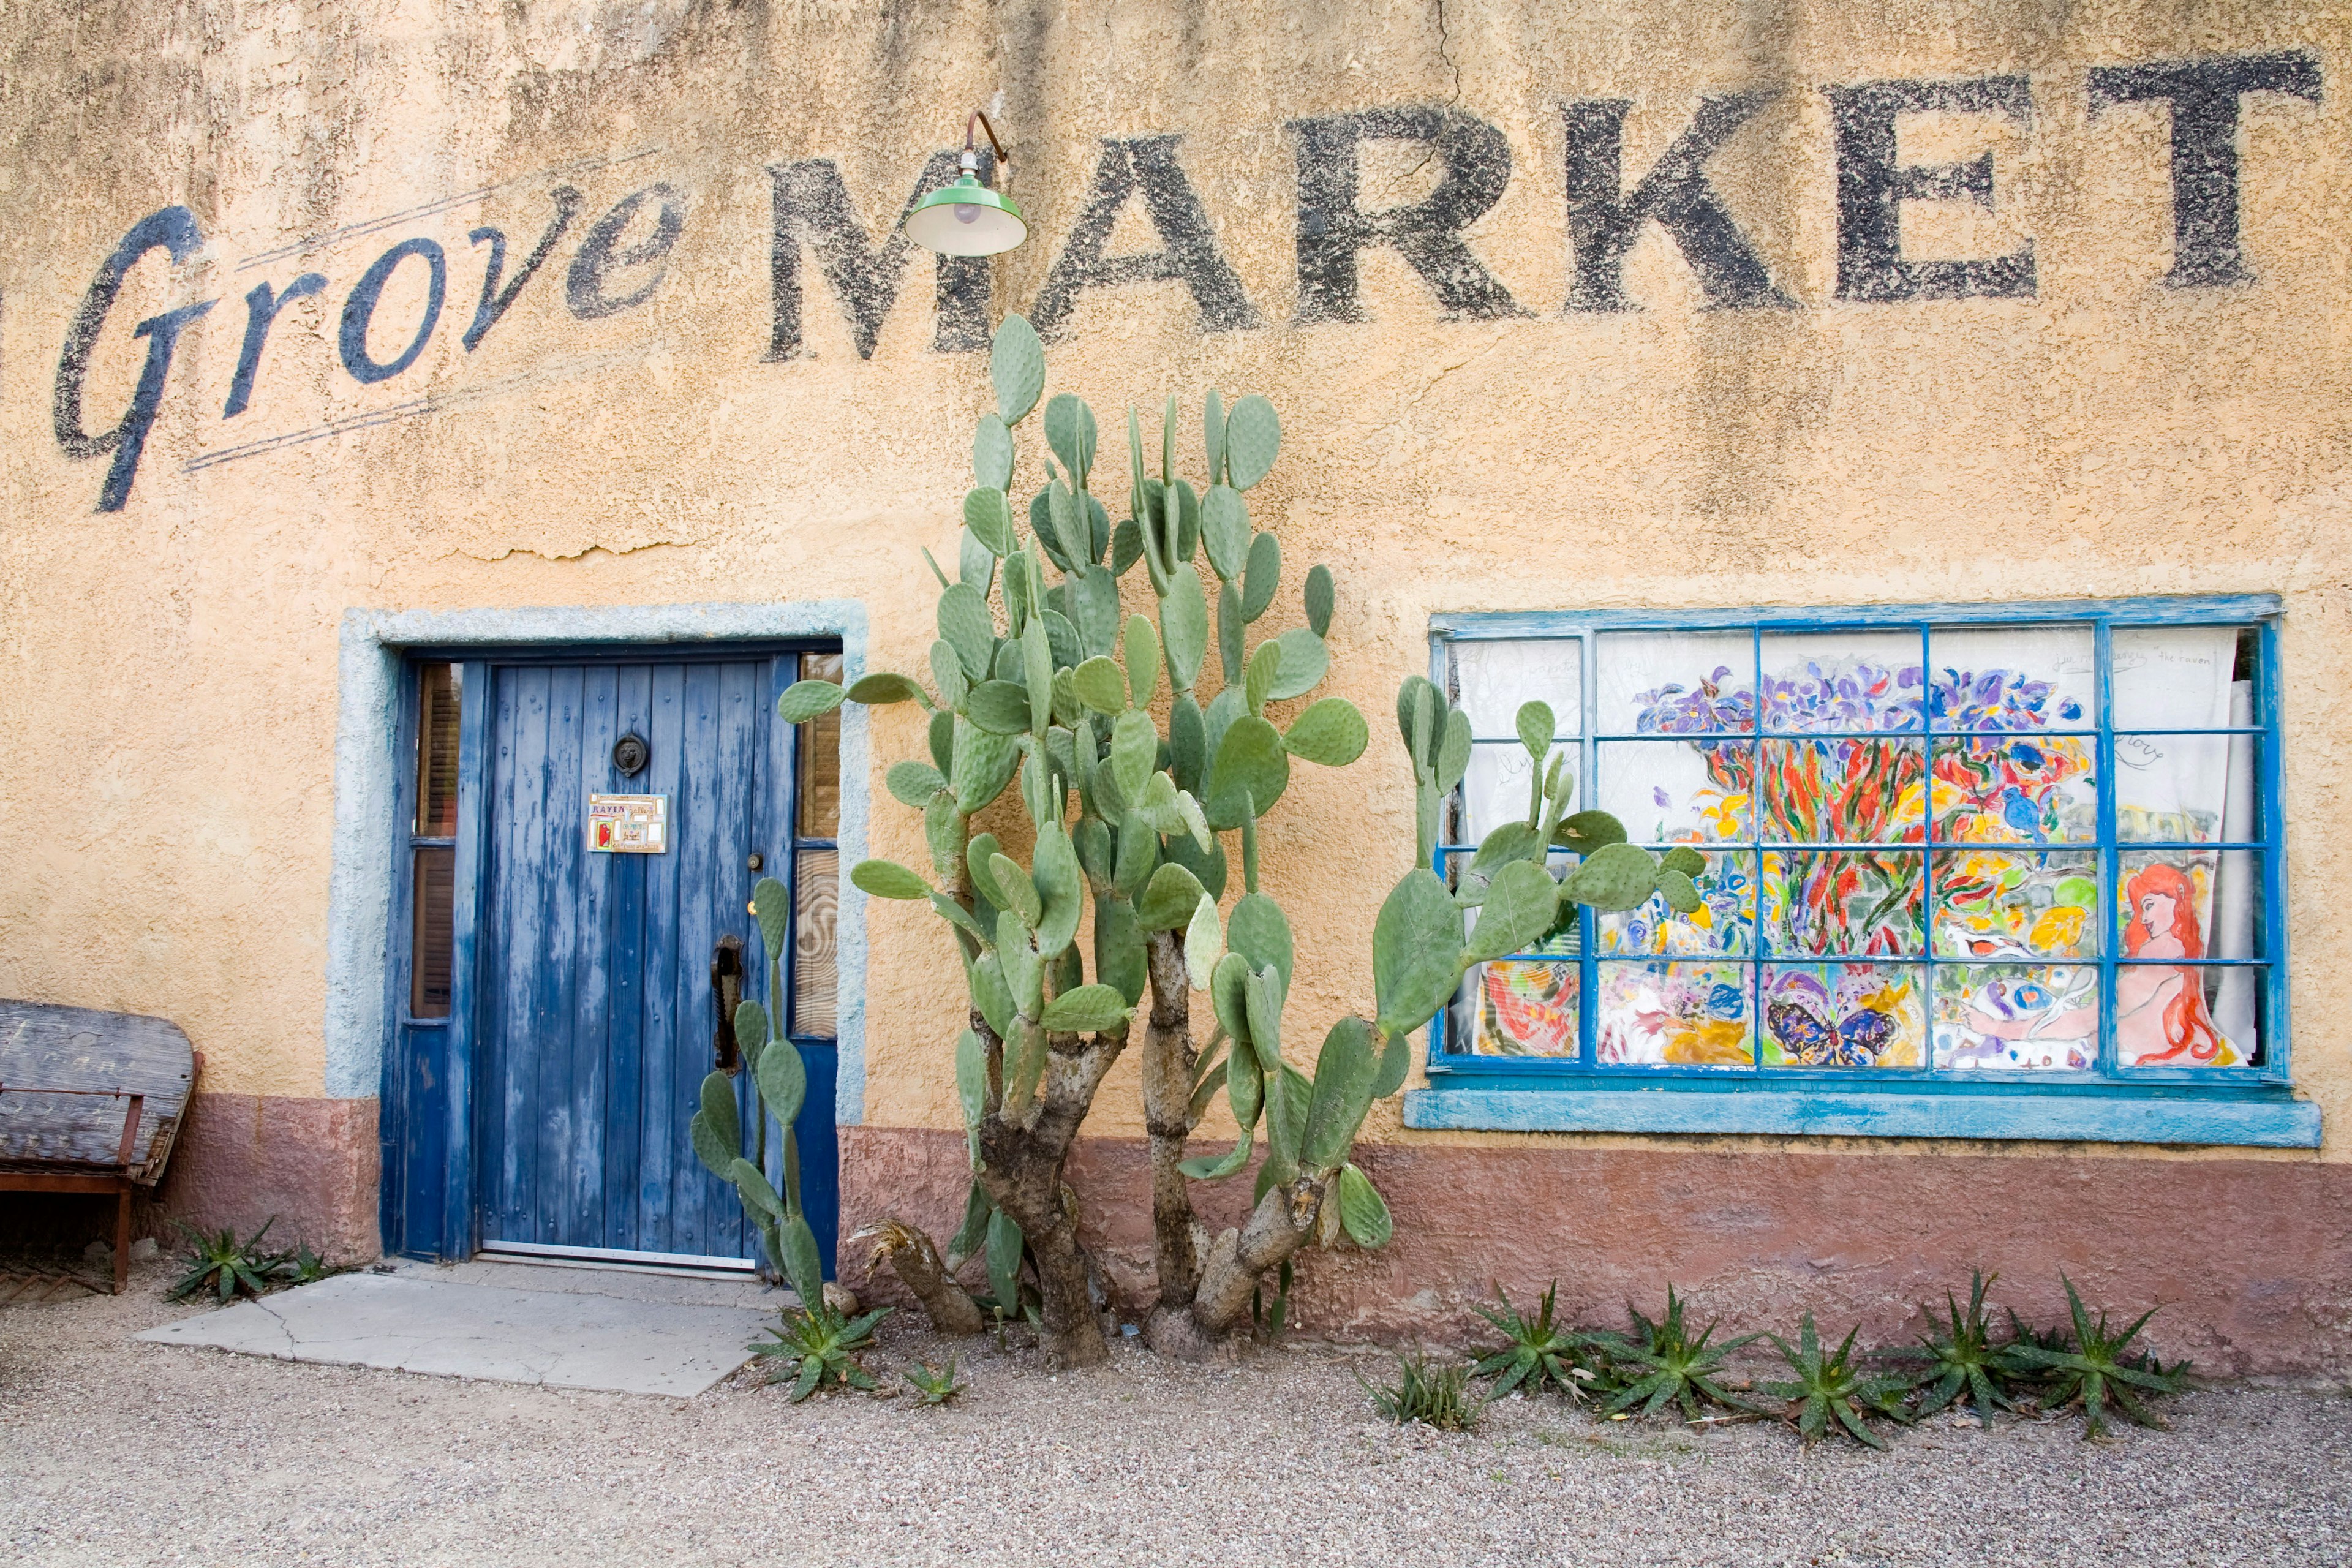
(1405, 596, 2318, 1148)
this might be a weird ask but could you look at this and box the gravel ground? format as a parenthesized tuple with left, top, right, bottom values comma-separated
(4, 1258, 2349, 1567)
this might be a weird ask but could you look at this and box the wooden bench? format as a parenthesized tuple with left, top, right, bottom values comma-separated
(0, 1001, 199, 1294)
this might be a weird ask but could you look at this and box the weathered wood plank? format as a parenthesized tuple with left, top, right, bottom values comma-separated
(0, 1000, 195, 1180)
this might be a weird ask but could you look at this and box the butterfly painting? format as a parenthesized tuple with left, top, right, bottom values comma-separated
(1763, 969, 1920, 1068)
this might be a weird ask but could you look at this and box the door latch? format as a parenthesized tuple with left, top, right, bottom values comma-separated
(710, 934, 745, 1074)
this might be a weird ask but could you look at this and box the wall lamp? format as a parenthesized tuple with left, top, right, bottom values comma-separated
(904, 111, 1027, 257)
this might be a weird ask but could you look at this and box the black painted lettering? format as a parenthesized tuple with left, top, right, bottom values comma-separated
(2088, 51, 2323, 288)
(465, 184, 582, 349)
(1030, 135, 1262, 338)
(339, 238, 447, 384)
(766, 153, 991, 360)
(565, 184, 685, 320)
(1828, 76, 2036, 303)
(53, 205, 215, 513)
(1562, 92, 1793, 311)
(1289, 106, 1528, 323)
(222, 273, 326, 417)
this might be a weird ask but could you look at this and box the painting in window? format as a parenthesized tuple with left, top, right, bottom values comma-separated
(1446, 618, 2265, 1075)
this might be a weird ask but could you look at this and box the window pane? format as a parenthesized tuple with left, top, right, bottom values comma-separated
(1758, 738, 1924, 843)
(1763, 850, 1924, 957)
(415, 663, 461, 837)
(1599, 850, 1755, 957)
(797, 652, 842, 840)
(1934, 965, 2100, 1071)
(1596, 960, 1752, 1066)
(1597, 739, 1753, 845)
(1596, 632, 1755, 734)
(2116, 731, 2255, 843)
(791, 848, 839, 1038)
(1929, 736, 2097, 843)
(2111, 626, 2242, 728)
(1455, 742, 1579, 846)
(1760, 631, 1923, 732)
(1760, 963, 1924, 1068)
(1450, 639, 1581, 740)
(1926, 626, 2094, 731)
(1458, 959, 1580, 1057)
(2118, 850, 2261, 963)
(1933, 850, 2099, 959)
(410, 845, 455, 1019)
(2117, 962, 2261, 1069)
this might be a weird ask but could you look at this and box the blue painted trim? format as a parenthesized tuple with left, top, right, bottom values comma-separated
(1402, 1084, 2321, 1147)
(329, 601, 872, 1130)
(1425, 596, 2304, 1142)
(1432, 594, 2283, 639)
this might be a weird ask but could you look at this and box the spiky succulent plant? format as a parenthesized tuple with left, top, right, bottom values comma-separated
(1762, 1314, 1919, 1449)
(1472, 1282, 1596, 1402)
(1593, 1286, 1762, 1422)
(2003, 1276, 2191, 1439)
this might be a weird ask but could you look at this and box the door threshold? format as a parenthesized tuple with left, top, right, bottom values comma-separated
(477, 1240, 763, 1283)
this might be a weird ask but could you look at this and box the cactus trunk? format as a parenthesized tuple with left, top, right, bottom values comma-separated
(1141, 930, 1203, 1310)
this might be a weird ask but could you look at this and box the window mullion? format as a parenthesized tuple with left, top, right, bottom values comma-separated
(1579, 629, 1597, 1071)
(2095, 618, 2119, 1079)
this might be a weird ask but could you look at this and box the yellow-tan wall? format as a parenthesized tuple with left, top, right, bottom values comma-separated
(4, 0, 2348, 1250)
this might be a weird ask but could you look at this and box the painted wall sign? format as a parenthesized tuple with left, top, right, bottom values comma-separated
(587, 794, 669, 854)
(45, 48, 2328, 512)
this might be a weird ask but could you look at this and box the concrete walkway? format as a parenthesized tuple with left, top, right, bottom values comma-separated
(134, 1258, 785, 1396)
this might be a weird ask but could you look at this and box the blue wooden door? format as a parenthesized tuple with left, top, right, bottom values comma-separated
(473, 655, 835, 1269)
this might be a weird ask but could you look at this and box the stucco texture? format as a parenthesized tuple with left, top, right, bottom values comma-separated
(2, 0, 2348, 1257)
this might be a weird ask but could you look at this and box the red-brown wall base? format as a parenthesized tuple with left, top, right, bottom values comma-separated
(146, 1093, 382, 1261)
(2, 1093, 382, 1265)
(840, 1125, 2352, 1381)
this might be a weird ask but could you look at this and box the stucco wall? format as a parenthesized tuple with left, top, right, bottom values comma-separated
(3, 1, 2350, 1264)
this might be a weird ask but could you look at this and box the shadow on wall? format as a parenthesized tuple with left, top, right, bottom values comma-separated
(1, 1095, 382, 1265)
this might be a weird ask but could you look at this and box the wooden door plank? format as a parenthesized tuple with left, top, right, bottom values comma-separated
(495, 664, 552, 1243)
(540, 663, 597, 1248)
(641, 662, 690, 1255)
(611, 668, 658, 1260)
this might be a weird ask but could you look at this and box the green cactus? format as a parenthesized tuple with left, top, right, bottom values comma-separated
(686, 876, 826, 1308)
(745, 317, 1686, 1364)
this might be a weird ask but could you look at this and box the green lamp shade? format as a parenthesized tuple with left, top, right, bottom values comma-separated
(905, 176, 1027, 257)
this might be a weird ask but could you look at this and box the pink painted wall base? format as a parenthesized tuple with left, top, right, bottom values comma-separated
(839, 1125, 2352, 1381)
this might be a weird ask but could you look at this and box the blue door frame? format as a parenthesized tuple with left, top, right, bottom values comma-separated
(377, 643, 841, 1278)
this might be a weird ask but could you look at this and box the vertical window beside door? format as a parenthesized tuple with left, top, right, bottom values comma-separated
(409, 663, 461, 1020)
(791, 651, 842, 1039)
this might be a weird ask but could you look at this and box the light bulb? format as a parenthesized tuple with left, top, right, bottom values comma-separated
(955, 204, 980, 224)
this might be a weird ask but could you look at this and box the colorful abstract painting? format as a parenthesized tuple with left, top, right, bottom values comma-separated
(1461, 625, 2261, 1072)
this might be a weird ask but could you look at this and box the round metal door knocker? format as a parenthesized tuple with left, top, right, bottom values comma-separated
(611, 733, 650, 778)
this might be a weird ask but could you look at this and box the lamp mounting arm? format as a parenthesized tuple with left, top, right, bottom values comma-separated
(966, 110, 1011, 178)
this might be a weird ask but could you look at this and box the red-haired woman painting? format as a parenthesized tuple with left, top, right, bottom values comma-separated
(2116, 862, 2239, 1066)
(1955, 861, 2242, 1067)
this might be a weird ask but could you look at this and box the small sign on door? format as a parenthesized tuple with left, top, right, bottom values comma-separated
(587, 794, 669, 853)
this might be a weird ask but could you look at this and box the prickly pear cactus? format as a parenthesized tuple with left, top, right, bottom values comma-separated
(688, 878, 826, 1306)
(731, 316, 1687, 1360)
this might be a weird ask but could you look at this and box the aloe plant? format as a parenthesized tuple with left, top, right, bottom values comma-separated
(1762, 1314, 1919, 1449)
(1472, 1282, 1594, 1401)
(903, 1358, 966, 1406)
(1901, 1268, 2022, 1422)
(2003, 1275, 2191, 1439)
(1360, 1350, 1483, 1430)
(168, 1219, 283, 1303)
(751, 1301, 891, 1401)
(1591, 1286, 1761, 1422)
(755, 317, 1687, 1365)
